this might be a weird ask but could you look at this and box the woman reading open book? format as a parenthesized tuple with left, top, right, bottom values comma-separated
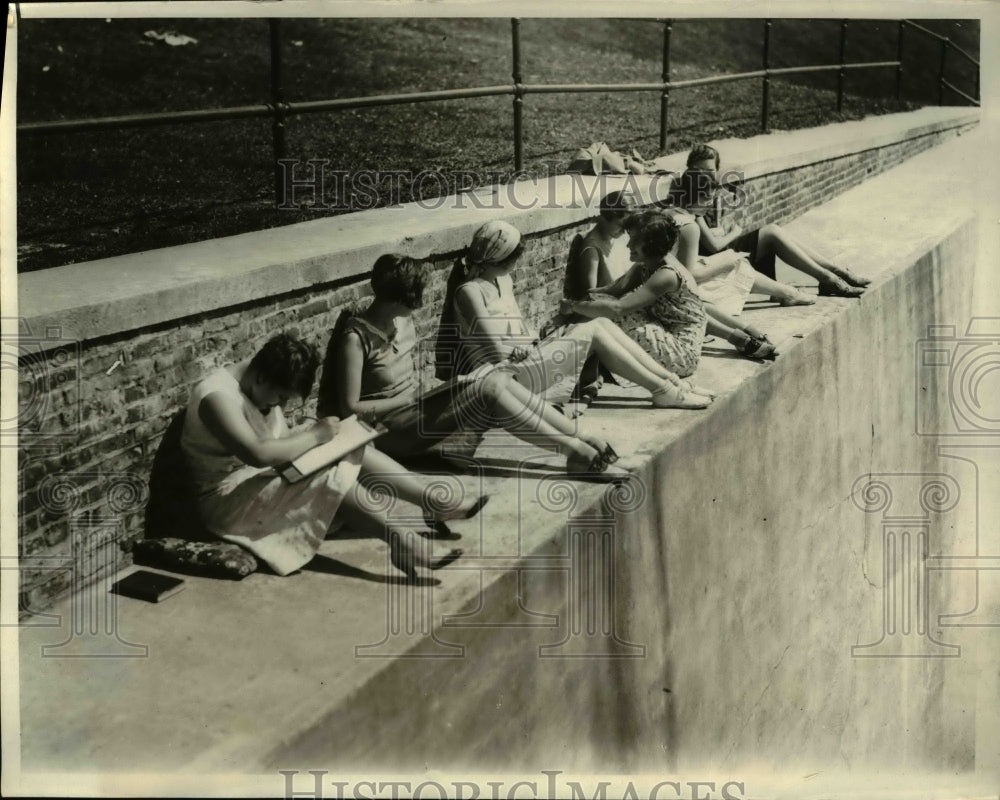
(180, 333, 481, 580)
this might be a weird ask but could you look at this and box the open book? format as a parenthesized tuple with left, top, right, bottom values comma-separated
(279, 415, 386, 483)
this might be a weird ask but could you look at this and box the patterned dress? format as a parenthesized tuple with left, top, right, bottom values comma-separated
(617, 260, 707, 378)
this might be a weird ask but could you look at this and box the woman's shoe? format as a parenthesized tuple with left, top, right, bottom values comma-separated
(566, 445, 609, 474)
(818, 280, 865, 298)
(579, 435, 619, 467)
(419, 514, 462, 541)
(741, 336, 777, 360)
(651, 382, 711, 409)
(825, 265, 871, 287)
(773, 289, 815, 306)
(390, 530, 462, 580)
(743, 325, 770, 343)
(676, 377, 717, 400)
(431, 494, 490, 523)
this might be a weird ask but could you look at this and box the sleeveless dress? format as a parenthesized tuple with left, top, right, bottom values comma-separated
(616, 260, 707, 378)
(662, 207, 755, 315)
(332, 315, 490, 459)
(181, 366, 363, 576)
(453, 275, 596, 406)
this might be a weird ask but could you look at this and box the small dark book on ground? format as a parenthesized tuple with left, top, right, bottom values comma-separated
(111, 570, 186, 603)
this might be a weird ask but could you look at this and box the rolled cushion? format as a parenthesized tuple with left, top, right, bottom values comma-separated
(132, 537, 258, 580)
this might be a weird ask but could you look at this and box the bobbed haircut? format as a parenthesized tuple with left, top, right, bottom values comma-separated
(248, 332, 320, 400)
(624, 210, 680, 261)
(673, 168, 719, 210)
(370, 253, 427, 309)
(599, 190, 638, 220)
(686, 142, 721, 170)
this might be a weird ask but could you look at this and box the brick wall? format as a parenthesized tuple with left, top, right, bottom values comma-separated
(16, 120, 974, 615)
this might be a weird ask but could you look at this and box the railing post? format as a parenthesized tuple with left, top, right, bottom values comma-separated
(895, 20, 905, 101)
(938, 37, 949, 105)
(837, 19, 847, 112)
(511, 18, 524, 174)
(761, 19, 771, 133)
(269, 19, 287, 206)
(659, 19, 672, 152)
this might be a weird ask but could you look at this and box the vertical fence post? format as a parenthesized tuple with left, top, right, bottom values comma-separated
(511, 18, 524, 174)
(938, 37, 949, 105)
(269, 19, 287, 206)
(836, 19, 847, 112)
(659, 19, 672, 152)
(895, 20, 905, 101)
(761, 19, 771, 133)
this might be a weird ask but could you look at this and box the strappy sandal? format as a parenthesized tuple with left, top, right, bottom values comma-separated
(390, 530, 463, 580)
(579, 434, 619, 467)
(825, 265, 871, 287)
(566, 448, 609, 475)
(773, 289, 815, 306)
(651, 382, 712, 409)
(741, 336, 777, 360)
(818, 280, 865, 298)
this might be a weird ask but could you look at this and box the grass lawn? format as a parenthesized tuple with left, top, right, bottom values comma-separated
(15, 17, 979, 272)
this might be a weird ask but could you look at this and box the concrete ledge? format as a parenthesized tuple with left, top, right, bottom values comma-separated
(17, 126, 985, 776)
(18, 107, 978, 346)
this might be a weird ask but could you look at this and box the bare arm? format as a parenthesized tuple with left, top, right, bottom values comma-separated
(327, 330, 417, 421)
(592, 262, 644, 298)
(574, 247, 602, 295)
(198, 392, 338, 468)
(673, 219, 701, 269)
(686, 249, 746, 283)
(696, 215, 746, 254)
(571, 265, 680, 319)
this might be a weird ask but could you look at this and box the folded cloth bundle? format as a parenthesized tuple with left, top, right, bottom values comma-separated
(568, 142, 672, 175)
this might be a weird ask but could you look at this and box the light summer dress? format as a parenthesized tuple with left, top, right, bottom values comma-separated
(181, 366, 363, 576)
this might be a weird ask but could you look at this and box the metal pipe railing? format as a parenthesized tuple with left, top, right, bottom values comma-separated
(837, 19, 848, 112)
(511, 18, 524, 173)
(659, 19, 672, 151)
(761, 19, 772, 133)
(16, 17, 975, 209)
(902, 19, 979, 67)
(941, 79, 979, 106)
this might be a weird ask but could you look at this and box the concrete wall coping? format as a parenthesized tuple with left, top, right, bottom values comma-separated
(18, 106, 978, 346)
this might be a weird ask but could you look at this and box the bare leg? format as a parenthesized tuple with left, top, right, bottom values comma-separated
(749, 271, 814, 305)
(583, 318, 713, 407)
(358, 445, 486, 522)
(704, 304, 777, 359)
(796, 237, 871, 287)
(756, 224, 863, 297)
(491, 376, 608, 465)
(336, 491, 461, 578)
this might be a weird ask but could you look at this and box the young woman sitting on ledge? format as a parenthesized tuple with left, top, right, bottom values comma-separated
(442, 220, 714, 421)
(568, 211, 766, 370)
(180, 333, 478, 580)
(571, 191, 790, 361)
(673, 143, 869, 298)
(319, 254, 621, 476)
